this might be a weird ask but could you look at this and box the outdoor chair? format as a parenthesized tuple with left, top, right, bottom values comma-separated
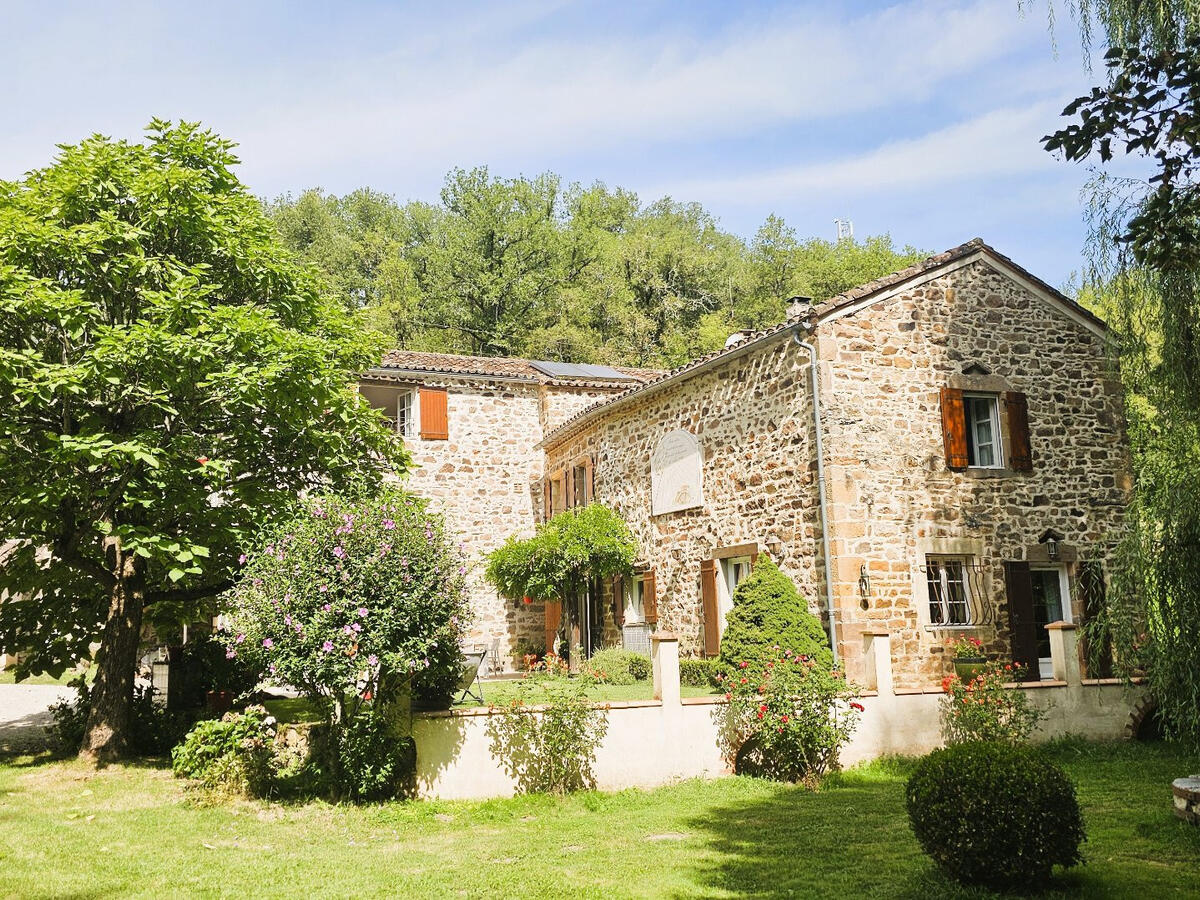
(457, 647, 487, 705)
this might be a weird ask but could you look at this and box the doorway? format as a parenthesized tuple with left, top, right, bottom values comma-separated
(1030, 566, 1071, 680)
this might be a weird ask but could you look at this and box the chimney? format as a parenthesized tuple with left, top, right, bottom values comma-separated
(786, 296, 813, 319)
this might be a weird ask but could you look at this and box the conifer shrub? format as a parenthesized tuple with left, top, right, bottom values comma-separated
(679, 656, 721, 687)
(717, 557, 831, 680)
(906, 742, 1085, 888)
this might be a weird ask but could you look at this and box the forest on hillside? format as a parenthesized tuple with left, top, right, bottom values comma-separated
(268, 168, 929, 368)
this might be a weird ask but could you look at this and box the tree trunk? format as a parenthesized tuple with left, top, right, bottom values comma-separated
(79, 536, 145, 763)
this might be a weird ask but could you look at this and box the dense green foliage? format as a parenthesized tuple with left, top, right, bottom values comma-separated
(1046, 33, 1200, 751)
(171, 706, 276, 797)
(46, 677, 197, 758)
(716, 648, 860, 784)
(939, 662, 1046, 744)
(679, 656, 722, 688)
(174, 634, 263, 708)
(0, 120, 403, 759)
(485, 674, 610, 794)
(717, 557, 831, 680)
(268, 173, 928, 368)
(221, 490, 470, 717)
(906, 742, 1085, 888)
(582, 647, 650, 685)
(486, 504, 637, 605)
(327, 711, 417, 802)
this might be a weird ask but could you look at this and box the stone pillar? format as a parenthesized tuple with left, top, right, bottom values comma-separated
(1045, 622, 1080, 684)
(651, 632, 681, 706)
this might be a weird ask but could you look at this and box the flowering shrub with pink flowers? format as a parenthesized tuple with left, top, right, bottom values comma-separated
(220, 488, 470, 725)
(715, 648, 862, 786)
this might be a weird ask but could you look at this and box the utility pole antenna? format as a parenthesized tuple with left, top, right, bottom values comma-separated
(834, 218, 854, 241)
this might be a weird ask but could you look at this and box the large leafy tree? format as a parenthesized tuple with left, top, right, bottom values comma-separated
(1044, 13, 1200, 750)
(0, 121, 405, 761)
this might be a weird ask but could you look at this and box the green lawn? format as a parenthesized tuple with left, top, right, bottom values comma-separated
(262, 680, 721, 723)
(0, 668, 92, 686)
(0, 739, 1195, 898)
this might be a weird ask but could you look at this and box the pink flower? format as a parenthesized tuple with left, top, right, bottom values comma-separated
(235, 633, 246, 644)
(351, 622, 362, 633)
(197, 456, 209, 465)
(238, 554, 247, 565)
(367, 654, 379, 667)
(333, 546, 346, 559)
(383, 519, 395, 530)
(318, 584, 328, 593)
(322, 641, 334, 652)
(262, 638, 273, 649)
(358, 608, 369, 618)
(225, 648, 237, 659)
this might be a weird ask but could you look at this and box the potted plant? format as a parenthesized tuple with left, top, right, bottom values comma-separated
(948, 636, 987, 681)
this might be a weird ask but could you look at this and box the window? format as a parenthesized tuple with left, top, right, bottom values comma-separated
(549, 476, 564, 515)
(396, 390, 415, 438)
(625, 575, 647, 624)
(963, 394, 1001, 468)
(715, 555, 753, 640)
(572, 464, 588, 508)
(926, 556, 973, 625)
(1030, 566, 1071, 679)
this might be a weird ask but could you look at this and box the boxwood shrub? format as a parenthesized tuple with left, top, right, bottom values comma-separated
(679, 656, 720, 687)
(906, 741, 1085, 888)
(582, 647, 650, 685)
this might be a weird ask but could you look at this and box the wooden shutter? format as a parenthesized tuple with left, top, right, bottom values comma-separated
(418, 387, 449, 440)
(565, 465, 574, 509)
(1005, 391, 1033, 472)
(542, 479, 551, 523)
(643, 569, 658, 624)
(1077, 561, 1113, 678)
(585, 456, 595, 504)
(701, 559, 720, 657)
(940, 387, 969, 470)
(1003, 561, 1040, 681)
(612, 575, 625, 627)
(544, 600, 562, 654)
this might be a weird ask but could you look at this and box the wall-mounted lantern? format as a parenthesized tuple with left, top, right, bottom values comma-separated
(1046, 538, 1060, 561)
(1039, 528, 1065, 562)
(858, 563, 871, 609)
(765, 533, 784, 557)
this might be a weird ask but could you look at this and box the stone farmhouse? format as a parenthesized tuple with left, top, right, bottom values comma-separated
(359, 239, 1131, 692)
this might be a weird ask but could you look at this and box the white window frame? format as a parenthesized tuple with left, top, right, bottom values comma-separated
(963, 393, 1002, 469)
(717, 556, 753, 637)
(925, 555, 975, 627)
(1030, 564, 1072, 679)
(396, 389, 417, 438)
(624, 575, 647, 625)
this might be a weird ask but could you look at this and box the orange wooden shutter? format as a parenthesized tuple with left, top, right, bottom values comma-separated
(1005, 391, 1033, 472)
(418, 387, 449, 440)
(939, 387, 968, 470)
(612, 575, 624, 627)
(700, 558, 720, 657)
(544, 600, 562, 654)
(643, 570, 658, 624)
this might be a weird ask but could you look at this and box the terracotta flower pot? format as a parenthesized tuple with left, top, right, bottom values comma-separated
(953, 657, 987, 682)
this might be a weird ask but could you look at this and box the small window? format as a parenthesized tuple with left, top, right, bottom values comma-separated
(926, 556, 973, 625)
(572, 464, 588, 508)
(625, 576, 646, 624)
(963, 394, 1001, 468)
(550, 476, 564, 515)
(396, 390, 416, 438)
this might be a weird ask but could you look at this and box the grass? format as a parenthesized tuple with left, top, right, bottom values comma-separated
(0, 739, 1195, 898)
(0, 668, 92, 686)
(262, 679, 722, 724)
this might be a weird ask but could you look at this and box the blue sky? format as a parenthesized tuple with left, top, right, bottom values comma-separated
(1, 0, 1119, 289)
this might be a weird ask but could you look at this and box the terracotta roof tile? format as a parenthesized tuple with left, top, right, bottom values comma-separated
(368, 349, 662, 388)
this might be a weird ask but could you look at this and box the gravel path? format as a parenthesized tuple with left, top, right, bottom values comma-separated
(0, 684, 75, 753)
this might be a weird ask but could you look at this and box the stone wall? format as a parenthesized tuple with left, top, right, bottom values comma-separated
(361, 376, 628, 670)
(545, 337, 825, 655)
(816, 260, 1129, 689)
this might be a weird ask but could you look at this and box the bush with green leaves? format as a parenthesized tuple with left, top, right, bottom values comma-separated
(906, 742, 1085, 888)
(327, 711, 416, 802)
(486, 674, 609, 794)
(582, 647, 649, 685)
(716, 648, 861, 784)
(939, 662, 1046, 745)
(47, 677, 198, 758)
(486, 504, 636, 606)
(176, 634, 264, 708)
(680, 656, 721, 688)
(171, 706, 277, 797)
(221, 489, 470, 720)
(717, 557, 831, 681)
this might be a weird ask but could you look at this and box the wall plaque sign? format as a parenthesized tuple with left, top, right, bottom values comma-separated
(651, 429, 703, 516)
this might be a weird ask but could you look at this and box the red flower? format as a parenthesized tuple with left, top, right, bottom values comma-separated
(724, 692, 731, 700)
(849, 701, 865, 712)
(739, 677, 747, 685)
(522, 596, 532, 605)
(739, 661, 749, 669)
(757, 710, 764, 719)
(941, 676, 955, 693)
(197, 456, 209, 465)
(780, 714, 789, 723)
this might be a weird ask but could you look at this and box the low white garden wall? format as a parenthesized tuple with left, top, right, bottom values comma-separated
(413, 626, 1145, 800)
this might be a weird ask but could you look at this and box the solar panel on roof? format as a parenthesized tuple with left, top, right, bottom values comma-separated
(529, 360, 637, 381)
